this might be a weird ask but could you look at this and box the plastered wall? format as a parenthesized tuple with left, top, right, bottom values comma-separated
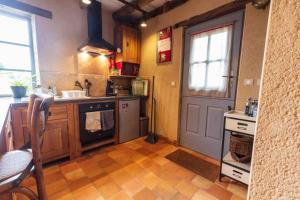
(249, 0, 300, 199)
(139, 0, 269, 142)
(19, 0, 114, 96)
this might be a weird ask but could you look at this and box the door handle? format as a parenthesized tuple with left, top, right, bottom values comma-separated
(222, 75, 236, 79)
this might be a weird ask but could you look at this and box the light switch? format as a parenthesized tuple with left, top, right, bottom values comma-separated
(244, 79, 253, 86)
(171, 81, 176, 87)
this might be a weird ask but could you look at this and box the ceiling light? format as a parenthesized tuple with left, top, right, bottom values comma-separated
(140, 20, 147, 28)
(82, 0, 92, 5)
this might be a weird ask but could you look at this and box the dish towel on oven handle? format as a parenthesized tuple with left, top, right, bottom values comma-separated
(101, 110, 114, 131)
(85, 111, 101, 133)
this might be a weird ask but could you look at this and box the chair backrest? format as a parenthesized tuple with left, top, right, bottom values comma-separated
(27, 94, 54, 162)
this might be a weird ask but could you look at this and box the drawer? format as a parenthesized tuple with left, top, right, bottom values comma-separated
(225, 118, 255, 135)
(21, 104, 68, 125)
(221, 163, 249, 185)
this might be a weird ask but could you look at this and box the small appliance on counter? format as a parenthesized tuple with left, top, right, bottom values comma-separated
(132, 78, 149, 96)
(106, 79, 115, 96)
(114, 85, 131, 96)
(244, 98, 258, 117)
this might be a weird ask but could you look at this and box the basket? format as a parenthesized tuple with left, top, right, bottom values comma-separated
(230, 134, 253, 163)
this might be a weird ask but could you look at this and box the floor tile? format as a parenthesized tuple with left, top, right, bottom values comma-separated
(227, 182, 248, 199)
(139, 172, 160, 190)
(153, 181, 177, 200)
(171, 193, 189, 200)
(175, 180, 199, 198)
(192, 175, 214, 189)
(133, 188, 157, 200)
(121, 178, 145, 196)
(98, 181, 121, 199)
(72, 184, 103, 200)
(109, 191, 133, 200)
(191, 189, 218, 200)
(206, 184, 233, 200)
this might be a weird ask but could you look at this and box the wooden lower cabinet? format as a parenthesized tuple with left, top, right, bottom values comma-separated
(41, 120, 69, 162)
(10, 104, 75, 163)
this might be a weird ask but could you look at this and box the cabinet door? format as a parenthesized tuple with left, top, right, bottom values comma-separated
(123, 26, 140, 64)
(41, 121, 69, 162)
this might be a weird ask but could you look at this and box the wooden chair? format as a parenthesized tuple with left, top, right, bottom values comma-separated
(0, 94, 54, 200)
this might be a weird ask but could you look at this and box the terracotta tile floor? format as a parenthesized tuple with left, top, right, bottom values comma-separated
(21, 138, 248, 200)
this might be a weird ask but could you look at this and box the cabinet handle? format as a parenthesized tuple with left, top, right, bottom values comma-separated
(233, 170, 242, 175)
(126, 42, 129, 47)
(48, 111, 52, 116)
(237, 126, 247, 130)
(233, 173, 242, 179)
(237, 122, 248, 126)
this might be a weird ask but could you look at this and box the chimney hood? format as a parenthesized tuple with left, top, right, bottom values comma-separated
(79, 1, 115, 55)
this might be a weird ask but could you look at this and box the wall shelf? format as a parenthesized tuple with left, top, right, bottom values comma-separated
(109, 75, 137, 79)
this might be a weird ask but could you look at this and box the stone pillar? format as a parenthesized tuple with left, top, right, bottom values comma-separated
(249, 0, 300, 199)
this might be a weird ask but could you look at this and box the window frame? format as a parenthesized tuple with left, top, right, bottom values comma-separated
(0, 10, 36, 97)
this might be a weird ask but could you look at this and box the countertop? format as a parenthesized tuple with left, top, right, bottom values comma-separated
(0, 95, 145, 135)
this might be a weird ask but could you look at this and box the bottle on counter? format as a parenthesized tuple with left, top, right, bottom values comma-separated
(245, 97, 252, 116)
(252, 100, 258, 117)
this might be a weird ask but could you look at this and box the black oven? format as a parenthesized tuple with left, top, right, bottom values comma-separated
(79, 101, 116, 146)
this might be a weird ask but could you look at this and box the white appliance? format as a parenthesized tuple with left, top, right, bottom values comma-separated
(119, 98, 140, 143)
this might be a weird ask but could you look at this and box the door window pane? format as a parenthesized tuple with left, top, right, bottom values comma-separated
(209, 29, 230, 60)
(188, 25, 233, 97)
(190, 35, 208, 63)
(189, 63, 206, 90)
(0, 13, 30, 45)
(0, 43, 31, 70)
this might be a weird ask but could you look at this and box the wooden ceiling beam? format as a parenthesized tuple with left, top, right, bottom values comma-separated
(113, 0, 154, 17)
(142, 0, 189, 21)
(114, 0, 149, 16)
(174, 0, 252, 29)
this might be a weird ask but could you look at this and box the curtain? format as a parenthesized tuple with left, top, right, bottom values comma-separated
(188, 25, 233, 97)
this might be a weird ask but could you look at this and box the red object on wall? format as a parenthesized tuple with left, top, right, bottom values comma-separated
(157, 27, 172, 63)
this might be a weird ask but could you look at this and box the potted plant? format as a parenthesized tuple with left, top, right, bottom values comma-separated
(10, 79, 28, 98)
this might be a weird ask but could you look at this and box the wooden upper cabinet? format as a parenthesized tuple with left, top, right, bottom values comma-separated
(115, 25, 141, 64)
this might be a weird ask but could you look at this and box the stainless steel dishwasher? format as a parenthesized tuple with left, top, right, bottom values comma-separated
(119, 98, 140, 143)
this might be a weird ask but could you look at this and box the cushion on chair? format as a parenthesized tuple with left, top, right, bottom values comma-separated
(0, 150, 33, 182)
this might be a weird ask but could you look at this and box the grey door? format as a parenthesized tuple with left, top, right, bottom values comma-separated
(180, 11, 244, 159)
(119, 98, 140, 143)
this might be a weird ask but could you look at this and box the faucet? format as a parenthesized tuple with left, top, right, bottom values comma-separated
(84, 79, 92, 96)
(74, 80, 92, 96)
(75, 81, 83, 90)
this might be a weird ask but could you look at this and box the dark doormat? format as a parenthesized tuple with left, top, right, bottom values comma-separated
(165, 149, 219, 182)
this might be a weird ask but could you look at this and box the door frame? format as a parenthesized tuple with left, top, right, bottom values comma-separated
(177, 9, 245, 148)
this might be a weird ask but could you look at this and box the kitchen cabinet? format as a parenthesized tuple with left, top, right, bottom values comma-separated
(115, 25, 140, 64)
(41, 121, 69, 162)
(1, 111, 14, 152)
(10, 104, 74, 162)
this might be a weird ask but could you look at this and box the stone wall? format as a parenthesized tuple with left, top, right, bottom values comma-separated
(249, 0, 300, 199)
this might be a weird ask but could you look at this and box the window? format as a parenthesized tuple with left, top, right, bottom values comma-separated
(0, 11, 36, 96)
(188, 25, 233, 97)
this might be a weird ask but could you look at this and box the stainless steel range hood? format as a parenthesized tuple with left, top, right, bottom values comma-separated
(79, 1, 115, 55)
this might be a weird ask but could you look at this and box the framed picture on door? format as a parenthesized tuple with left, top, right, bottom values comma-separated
(157, 26, 172, 63)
